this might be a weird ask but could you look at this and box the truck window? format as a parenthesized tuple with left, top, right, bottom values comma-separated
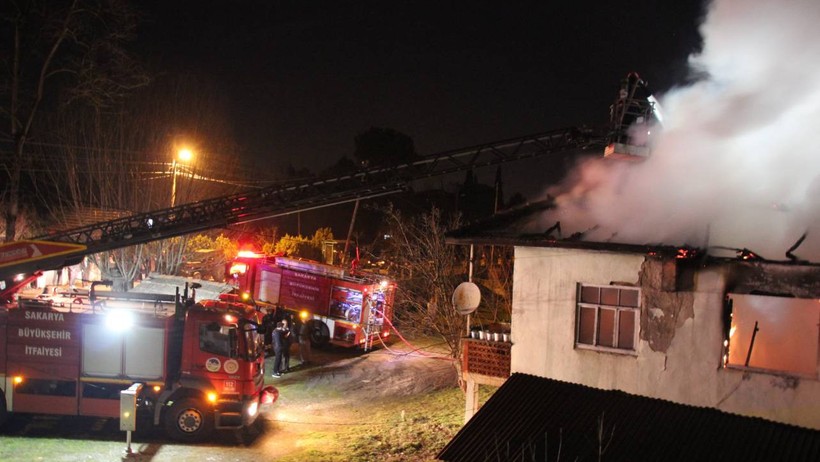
(199, 323, 233, 357)
(242, 325, 264, 360)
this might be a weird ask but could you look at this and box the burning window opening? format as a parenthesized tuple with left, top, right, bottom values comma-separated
(723, 293, 819, 377)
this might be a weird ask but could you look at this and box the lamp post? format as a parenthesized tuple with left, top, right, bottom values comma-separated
(171, 148, 193, 207)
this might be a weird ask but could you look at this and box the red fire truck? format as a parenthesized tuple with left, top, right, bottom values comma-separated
(0, 283, 277, 442)
(227, 252, 395, 350)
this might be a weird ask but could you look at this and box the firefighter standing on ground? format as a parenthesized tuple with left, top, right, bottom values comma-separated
(299, 317, 312, 365)
(271, 321, 285, 377)
(281, 317, 292, 373)
(261, 308, 276, 356)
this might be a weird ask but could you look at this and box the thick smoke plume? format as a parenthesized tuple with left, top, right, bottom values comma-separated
(548, 0, 820, 262)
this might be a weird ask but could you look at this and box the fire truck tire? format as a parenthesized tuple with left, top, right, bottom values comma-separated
(164, 398, 213, 442)
(309, 320, 330, 348)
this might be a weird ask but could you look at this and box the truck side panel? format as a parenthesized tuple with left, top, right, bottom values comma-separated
(81, 322, 166, 380)
(253, 265, 282, 304)
(125, 324, 167, 378)
(78, 314, 167, 417)
(81, 323, 124, 376)
(5, 308, 170, 418)
(5, 309, 80, 415)
(278, 268, 331, 316)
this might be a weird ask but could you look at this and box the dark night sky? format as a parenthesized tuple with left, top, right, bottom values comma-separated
(135, 0, 705, 188)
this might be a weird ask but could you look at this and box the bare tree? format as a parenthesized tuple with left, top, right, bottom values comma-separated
(0, 0, 148, 241)
(381, 204, 467, 359)
(39, 106, 160, 288)
(472, 245, 513, 326)
(38, 73, 248, 288)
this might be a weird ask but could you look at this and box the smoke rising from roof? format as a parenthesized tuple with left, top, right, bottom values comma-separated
(548, 0, 820, 262)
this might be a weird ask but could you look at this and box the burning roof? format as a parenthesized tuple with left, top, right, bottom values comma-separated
(445, 197, 817, 265)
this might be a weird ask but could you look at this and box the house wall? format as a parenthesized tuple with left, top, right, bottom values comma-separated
(511, 246, 820, 430)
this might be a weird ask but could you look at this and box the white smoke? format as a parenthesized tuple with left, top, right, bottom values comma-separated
(548, 0, 820, 262)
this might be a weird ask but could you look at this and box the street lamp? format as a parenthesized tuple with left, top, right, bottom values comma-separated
(171, 148, 194, 207)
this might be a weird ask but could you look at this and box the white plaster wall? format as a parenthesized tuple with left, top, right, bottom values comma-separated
(511, 246, 820, 430)
(511, 247, 644, 386)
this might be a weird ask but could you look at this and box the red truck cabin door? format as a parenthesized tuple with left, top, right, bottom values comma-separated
(184, 313, 251, 397)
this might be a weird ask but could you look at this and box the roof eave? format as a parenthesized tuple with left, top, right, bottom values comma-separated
(445, 234, 686, 257)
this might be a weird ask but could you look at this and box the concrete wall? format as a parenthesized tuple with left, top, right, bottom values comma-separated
(511, 246, 820, 430)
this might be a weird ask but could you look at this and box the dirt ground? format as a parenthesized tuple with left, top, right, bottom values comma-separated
(0, 336, 462, 461)
(255, 336, 460, 460)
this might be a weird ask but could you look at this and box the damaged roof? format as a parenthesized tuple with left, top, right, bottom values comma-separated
(437, 373, 820, 462)
(445, 199, 689, 257)
(445, 199, 819, 265)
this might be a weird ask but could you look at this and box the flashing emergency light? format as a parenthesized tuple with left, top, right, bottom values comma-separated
(237, 250, 263, 258)
(207, 392, 218, 403)
(241, 292, 250, 301)
(299, 310, 309, 320)
(379, 280, 389, 289)
(224, 314, 238, 324)
(153, 385, 162, 393)
(105, 310, 134, 331)
(13, 375, 23, 385)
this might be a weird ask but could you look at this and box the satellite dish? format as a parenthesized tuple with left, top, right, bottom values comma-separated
(452, 282, 481, 315)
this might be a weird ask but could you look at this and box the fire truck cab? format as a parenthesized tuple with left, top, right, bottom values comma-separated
(0, 286, 277, 442)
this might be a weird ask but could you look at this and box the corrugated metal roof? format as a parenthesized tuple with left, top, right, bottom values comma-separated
(438, 373, 820, 461)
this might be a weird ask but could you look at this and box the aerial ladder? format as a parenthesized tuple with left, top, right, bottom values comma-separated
(1, 74, 674, 291)
(0, 126, 604, 287)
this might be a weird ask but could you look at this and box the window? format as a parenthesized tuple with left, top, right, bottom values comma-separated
(241, 324, 264, 360)
(725, 294, 819, 377)
(199, 323, 233, 357)
(576, 284, 639, 353)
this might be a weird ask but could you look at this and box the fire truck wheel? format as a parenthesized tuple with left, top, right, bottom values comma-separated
(164, 398, 213, 442)
(309, 320, 330, 348)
